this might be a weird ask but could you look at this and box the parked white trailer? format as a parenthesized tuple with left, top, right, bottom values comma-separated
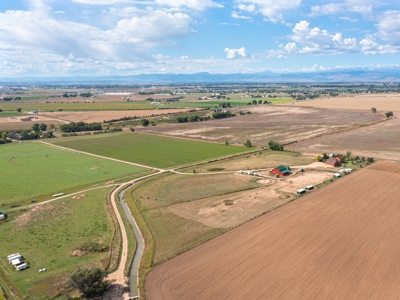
(16, 263, 27, 271)
(7, 253, 22, 264)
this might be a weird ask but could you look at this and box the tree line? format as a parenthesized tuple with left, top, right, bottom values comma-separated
(59, 122, 102, 132)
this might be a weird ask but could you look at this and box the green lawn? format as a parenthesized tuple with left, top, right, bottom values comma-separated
(0, 111, 23, 118)
(52, 133, 251, 168)
(0, 142, 147, 206)
(0, 187, 114, 298)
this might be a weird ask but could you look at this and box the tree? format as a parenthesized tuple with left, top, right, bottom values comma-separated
(67, 267, 107, 298)
(385, 111, 394, 118)
(224, 139, 229, 145)
(268, 140, 284, 151)
(315, 155, 322, 162)
(49, 124, 56, 130)
(244, 140, 252, 148)
(252, 99, 257, 105)
(16, 108, 22, 112)
(141, 119, 150, 127)
(32, 123, 40, 132)
(1, 132, 7, 140)
(40, 123, 47, 131)
(371, 107, 377, 113)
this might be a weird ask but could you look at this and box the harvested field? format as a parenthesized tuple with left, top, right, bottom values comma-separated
(138, 105, 382, 146)
(288, 115, 400, 162)
(293, 94, 400, 112)
(39, 109, 193, 123)
(146, 162, 400, 300)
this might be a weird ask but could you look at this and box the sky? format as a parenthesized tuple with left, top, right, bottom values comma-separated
(1, 0, 400, 77)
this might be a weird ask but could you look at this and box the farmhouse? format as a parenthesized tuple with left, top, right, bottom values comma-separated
(270, 165, 291, 177)
(326, 156, 344, 167)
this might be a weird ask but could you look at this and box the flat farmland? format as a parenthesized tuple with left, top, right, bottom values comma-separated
(39, 109, 192, 123)
(147, 162, 400, 300)
(51, 133, 250, 168)
(293, 94, 400, 112)
(288, 115, 400, 162)
(138, 105, 382, 146)
(0, 142, 146, 206)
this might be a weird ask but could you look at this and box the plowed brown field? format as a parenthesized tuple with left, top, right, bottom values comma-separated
(146, 162, 400, 300)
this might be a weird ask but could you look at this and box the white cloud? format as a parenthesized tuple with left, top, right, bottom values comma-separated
(154, 0, 223, 10)
(0, 3, 193, 61)
(360, 35, 399, 54)
(235, 0, 301, 23)
(71, 0, 135, 4)
(286, 20, 359, 54)
(231, 11, 252, 20)
(376, 10, 400, 46)
(310, 0, 380, 18)
(224, 47, 248, 59)
(54, 10, 66, 14)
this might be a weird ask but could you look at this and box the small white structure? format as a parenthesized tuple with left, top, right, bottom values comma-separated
(334, 173, 341, 178)
(306, 185, 314, 190)
(297, 189, 306, 195)
(0, 215, 4, 221)
(53, 193, 64, 197)
(11, 259, 21, 265)
(239, 170, 243, 174)
(15, 263, 27, 271)
(7, 253, 22, 264)
(39, 268, 46, 272)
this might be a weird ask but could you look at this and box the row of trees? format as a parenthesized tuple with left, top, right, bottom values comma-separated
(0, 131, 12, 144)
(59, 122, 102, 132)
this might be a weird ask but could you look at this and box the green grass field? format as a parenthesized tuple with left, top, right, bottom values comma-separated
(52, 133, 251, 168)
(0, 187, 113, 298)
(126, 173, 259, 264)
(0, 111, 23, 118)
(0, 142, 147, 206)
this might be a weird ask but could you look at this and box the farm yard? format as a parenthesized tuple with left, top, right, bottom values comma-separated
(146, 162, 400, 300)
(0, 187, 114, 298)
(0, 142, 147, 206)
(138, 105, 382, 146)
(51, 133, 250, 168)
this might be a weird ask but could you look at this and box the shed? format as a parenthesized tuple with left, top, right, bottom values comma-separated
(270, 165, 291, 177)
(0, 215, 4, 221)
(297, 189, 306, 195)
(11, 259, 20, 265)
(305, 185, 314, 190)
(334, 173, 341, 178)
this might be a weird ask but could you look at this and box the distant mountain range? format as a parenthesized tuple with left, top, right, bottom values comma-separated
(2, 69, 400, 84)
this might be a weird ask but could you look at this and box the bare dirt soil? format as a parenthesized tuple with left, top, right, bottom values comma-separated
(138, 105, 381, 146)
(39, 109, 192, 123)
(146, 162, 400, 300)
(292, 94, 400, 112)
(168, 170, 331, 229)
(288, 114, 400, 162)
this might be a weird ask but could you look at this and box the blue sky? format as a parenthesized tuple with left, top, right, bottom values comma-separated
(1, 0, 400, 77)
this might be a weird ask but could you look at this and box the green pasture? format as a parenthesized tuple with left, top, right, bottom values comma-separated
(52, 133, 250, 168)
(0, 187, 113, 298)
(0, 142, 147, 206)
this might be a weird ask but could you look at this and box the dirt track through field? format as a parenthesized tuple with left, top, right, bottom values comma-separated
(146, 161, 400, 300)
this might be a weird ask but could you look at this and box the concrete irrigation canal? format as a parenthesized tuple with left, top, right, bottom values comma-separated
(118, 183, 145, 299)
